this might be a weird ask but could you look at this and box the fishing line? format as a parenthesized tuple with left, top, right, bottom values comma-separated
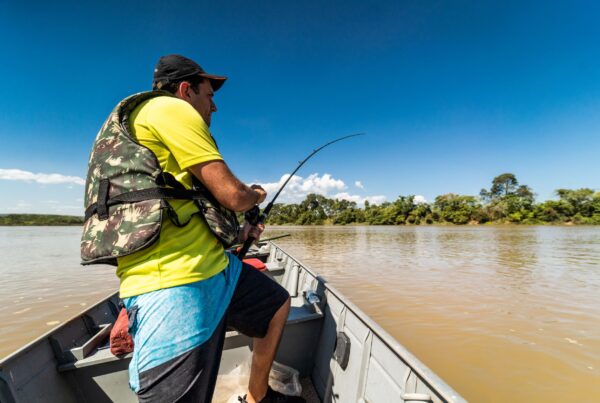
(237, 132, 365, 259)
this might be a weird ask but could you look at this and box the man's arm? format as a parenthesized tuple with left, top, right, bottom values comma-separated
(189, 160, 266, 212)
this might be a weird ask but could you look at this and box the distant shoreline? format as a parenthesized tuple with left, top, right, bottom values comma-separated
(0, 214, 84, 226)
(0, 214, 597, 227)
(266, 222, 597, 227)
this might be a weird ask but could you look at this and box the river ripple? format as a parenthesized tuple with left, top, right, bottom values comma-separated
(266, 226, 600, 402)
(0, 225, 599, 402)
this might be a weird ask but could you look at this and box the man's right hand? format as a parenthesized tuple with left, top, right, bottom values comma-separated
(251, 185, 267, 205)
(189, 161, 267, 212)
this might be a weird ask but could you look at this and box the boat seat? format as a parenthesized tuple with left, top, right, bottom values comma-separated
(58, 344, 131, 372)
(58, 302, 322, 373)
(265, 261, 286, 274)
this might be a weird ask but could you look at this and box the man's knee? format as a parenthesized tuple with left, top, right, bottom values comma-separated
(271, 297, 291, 326)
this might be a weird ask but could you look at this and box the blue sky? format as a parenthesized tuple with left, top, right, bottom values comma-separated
(1, 1, 599, 214)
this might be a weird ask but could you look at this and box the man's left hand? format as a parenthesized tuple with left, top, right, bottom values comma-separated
(239, 222, 265, 244)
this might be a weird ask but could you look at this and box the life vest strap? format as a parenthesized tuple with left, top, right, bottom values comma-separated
(96, 179, 111, 220)
(84, 187, 206, 221)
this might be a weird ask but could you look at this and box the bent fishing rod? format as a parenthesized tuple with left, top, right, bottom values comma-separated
(237, 132, 365, 259)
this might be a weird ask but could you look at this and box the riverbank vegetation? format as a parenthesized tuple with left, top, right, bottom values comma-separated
(266, 174, 600, 225)
(1, 174, 597, 226)
(0, 214, 84, 226)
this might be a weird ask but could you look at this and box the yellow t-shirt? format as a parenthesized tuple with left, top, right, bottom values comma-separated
(116, 95, 229, 298)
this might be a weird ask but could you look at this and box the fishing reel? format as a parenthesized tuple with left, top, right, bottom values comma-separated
(244, 205, 261, 226)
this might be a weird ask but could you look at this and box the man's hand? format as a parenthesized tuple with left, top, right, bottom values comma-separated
(239, 222, 265, 244)
(250, 184, 267, 205)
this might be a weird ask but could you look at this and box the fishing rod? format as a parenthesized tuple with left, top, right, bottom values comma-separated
(231, 233, 291, 249)
(237, 133, 365, 259)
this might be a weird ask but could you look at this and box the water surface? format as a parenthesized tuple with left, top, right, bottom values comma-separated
(1, 225, 599, 402)
(266, 226, 600, 402)
(0, 227, 118, 358)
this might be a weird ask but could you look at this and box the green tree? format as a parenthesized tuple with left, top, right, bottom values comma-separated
(434, 194, 480, 224)
(295, 194, 329, 224)
(408, 202, 431, 224)
(556, 188, 595, 217)
(481, 173, 519, 199)
(330, 198, 363, 224)
(480, 174, 535, 222)
(390, 195, 416, 224)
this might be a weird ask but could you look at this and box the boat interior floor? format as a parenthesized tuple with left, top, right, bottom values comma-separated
(212, 376, 320, 403)
(300, 378, 320, 403)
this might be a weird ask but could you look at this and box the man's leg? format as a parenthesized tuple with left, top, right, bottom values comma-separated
(246, 297, 291, 403)
(124, 277, 237, 403)
(227, 264, 293, 402)
(137, 316, 226, 403)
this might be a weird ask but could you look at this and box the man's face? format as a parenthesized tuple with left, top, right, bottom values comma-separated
(185, 79, 217, 127)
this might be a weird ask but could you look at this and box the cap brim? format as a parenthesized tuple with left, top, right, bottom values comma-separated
(200, 73, 227, 91)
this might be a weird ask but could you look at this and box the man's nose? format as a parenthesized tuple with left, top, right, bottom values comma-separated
(211, 101, 217, 112)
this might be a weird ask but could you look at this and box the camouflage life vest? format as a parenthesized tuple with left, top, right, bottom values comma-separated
(81, 91, 239, 266)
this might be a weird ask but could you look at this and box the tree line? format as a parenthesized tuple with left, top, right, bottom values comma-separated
(266, 173, 600, 225)
(1, 174, 597, 226)
(0, 214, 84, 226)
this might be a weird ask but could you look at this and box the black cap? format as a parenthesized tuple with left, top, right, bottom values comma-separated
(152, 54, 227, 91)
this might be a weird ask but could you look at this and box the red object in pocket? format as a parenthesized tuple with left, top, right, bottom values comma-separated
(110, 308, 134, 356)
(243, 258, 266, 272)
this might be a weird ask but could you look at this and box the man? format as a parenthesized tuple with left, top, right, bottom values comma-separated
(92, 54, 303, 402)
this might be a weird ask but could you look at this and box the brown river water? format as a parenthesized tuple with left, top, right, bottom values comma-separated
(1, 226, 599, 402)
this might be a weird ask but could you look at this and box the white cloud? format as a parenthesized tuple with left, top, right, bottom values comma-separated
(259, 173, 346, 203)
(333, 192, 386, 206)
(364, 195, 387, 205)
(257, 173, 385, 206)
(0, 169, 85, 186)
(354, 181, 364, 189)
(414, 195, 427, 204)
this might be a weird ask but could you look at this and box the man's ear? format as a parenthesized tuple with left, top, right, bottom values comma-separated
(176, 81, 190, 100)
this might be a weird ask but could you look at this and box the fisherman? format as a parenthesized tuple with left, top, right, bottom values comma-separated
(82, 54, 303, 403)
